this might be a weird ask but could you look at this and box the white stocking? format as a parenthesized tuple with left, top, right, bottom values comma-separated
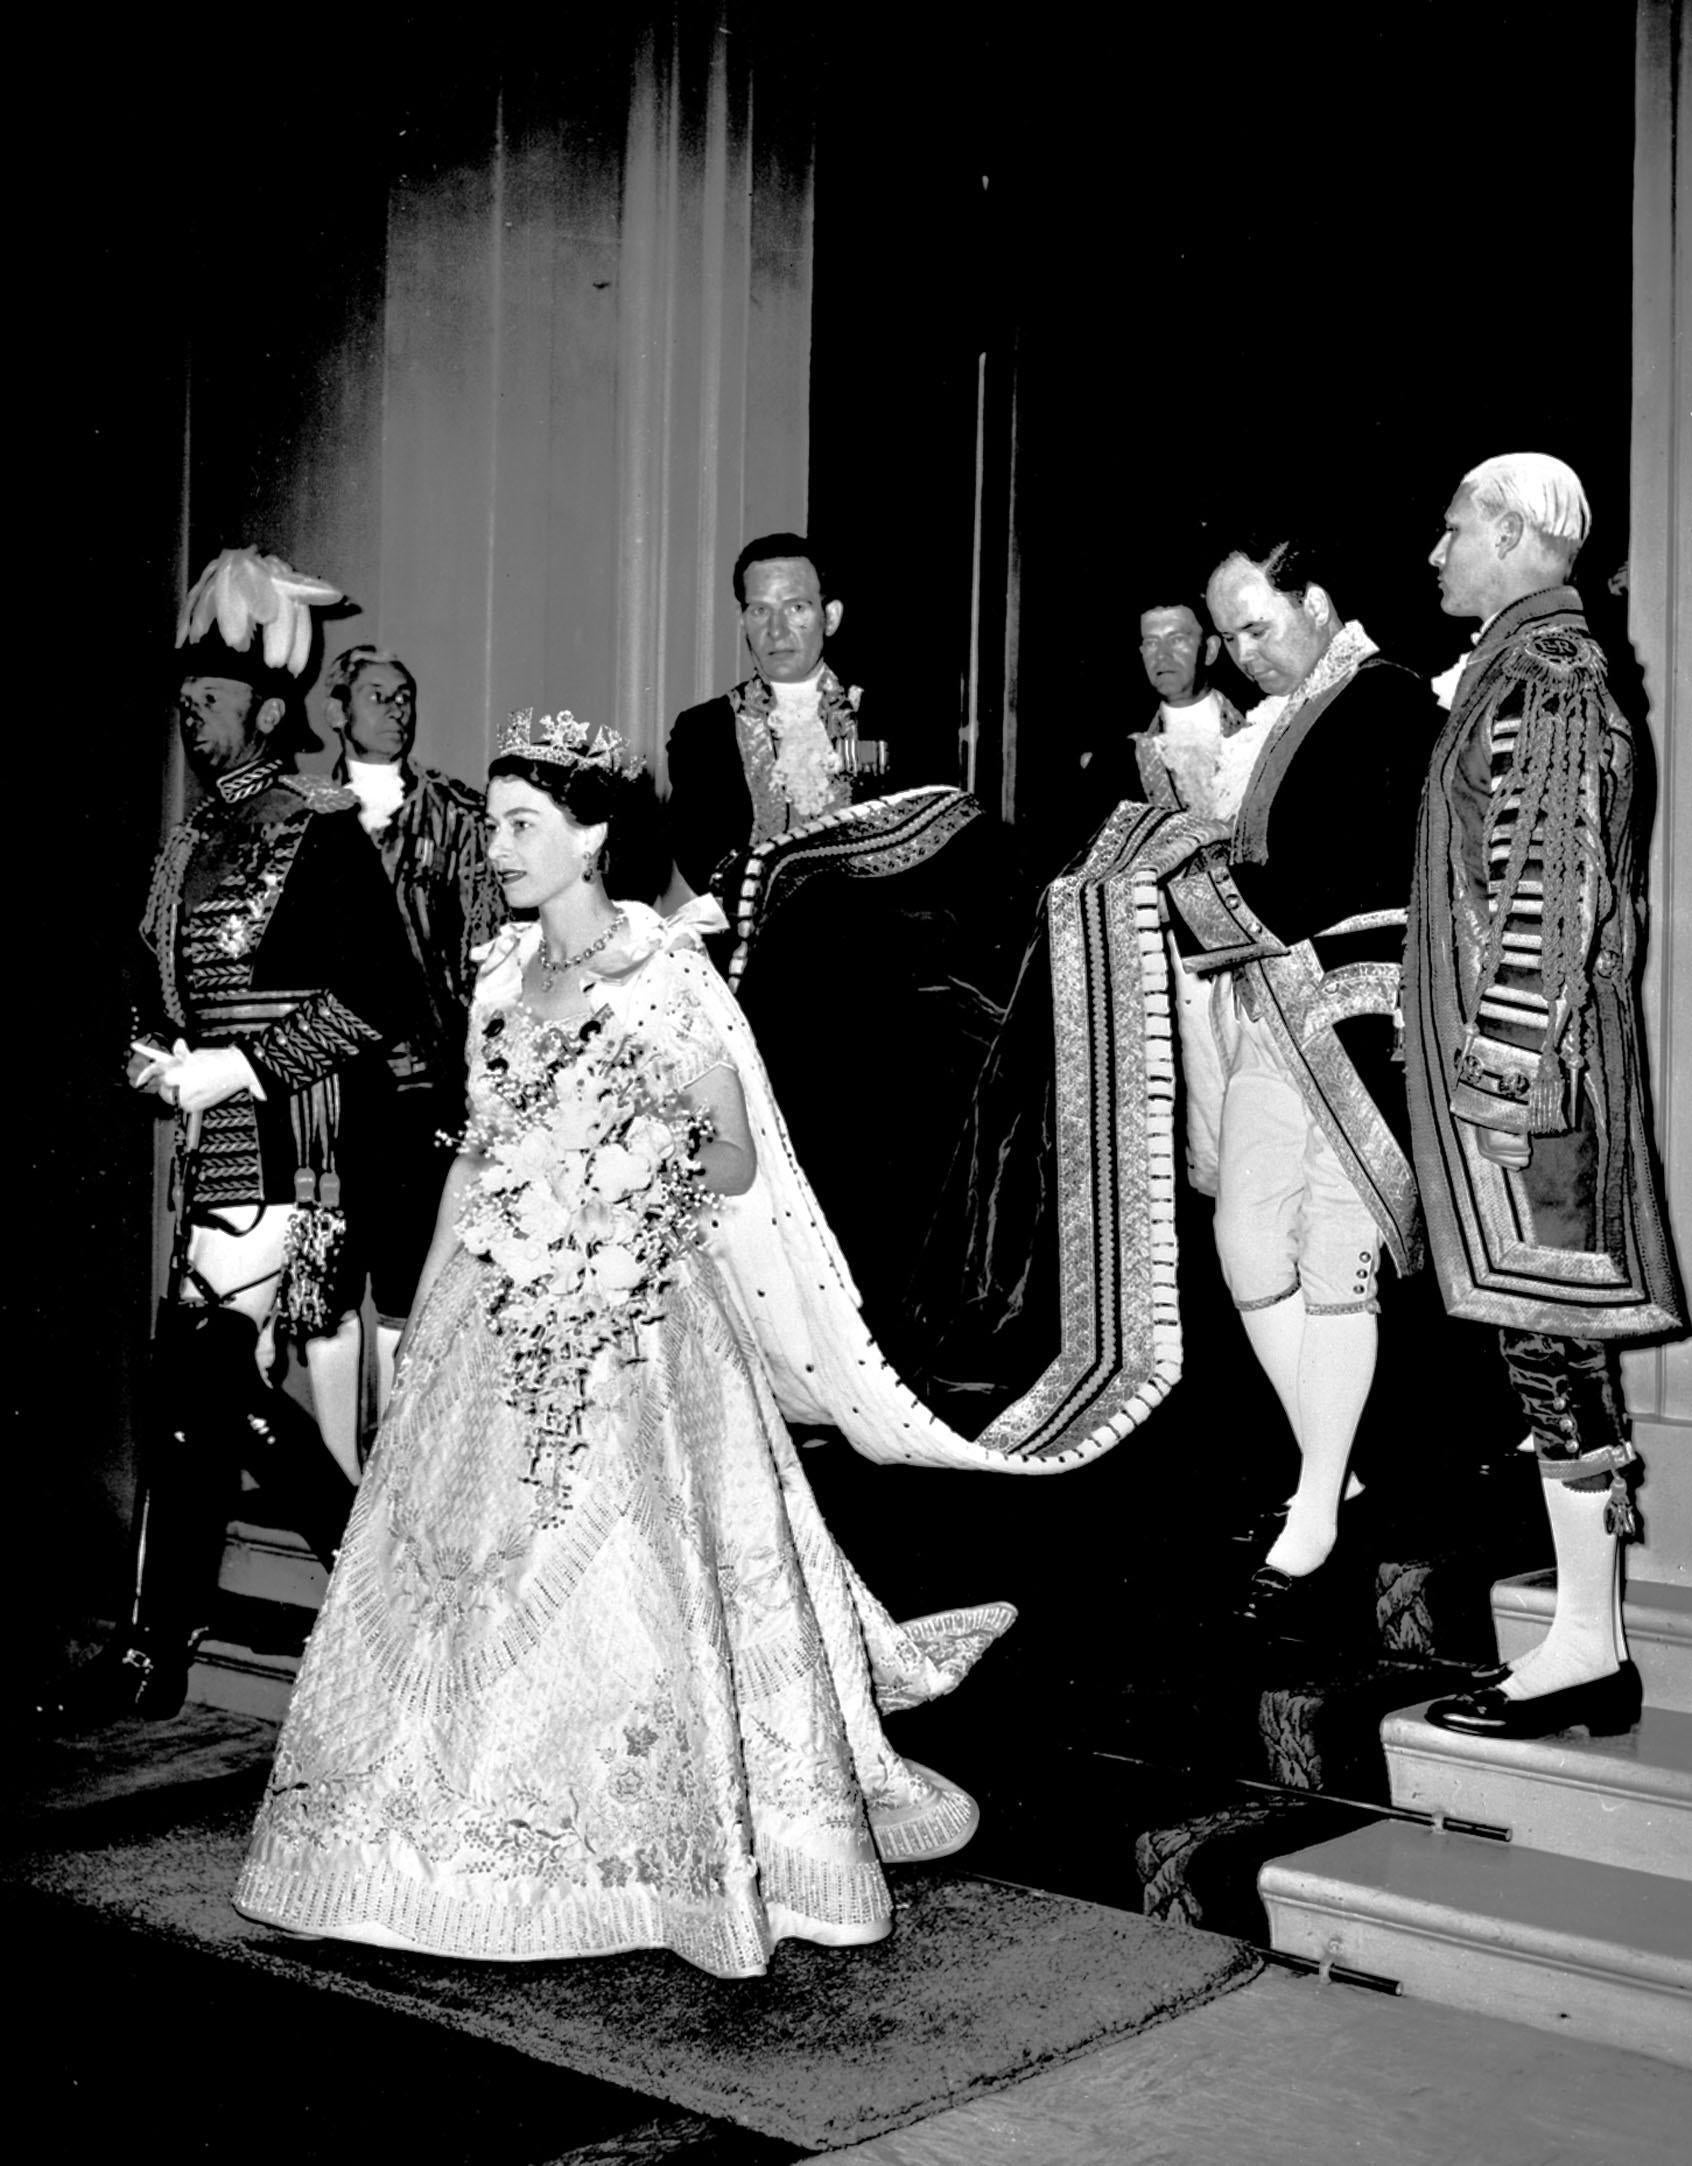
(375, 1322, 402, 1421)
(1239, 1291, 1307, 1448)
(305, 1310, 365, 1484)
(1264, 1307, 1376, 1578)
(1502, 1480, 1623, 1699)
(1283, 1473, 1365, 1506)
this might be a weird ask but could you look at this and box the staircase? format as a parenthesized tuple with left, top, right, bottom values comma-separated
(1258, 1569, 1692, 2067)
(1492, 1568, 1692, 1713)
(186, 1517, 324, 1721)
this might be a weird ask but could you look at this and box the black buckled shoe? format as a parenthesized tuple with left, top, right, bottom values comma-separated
(1237, 1562, 1334, 1641)
(34, 1635, 197, 1729)
(1425, 1660, 1643, 1740)
(1239, 1564, 1294, 1625)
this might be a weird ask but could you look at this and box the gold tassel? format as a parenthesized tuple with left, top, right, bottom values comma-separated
(275, 1191, 349, 1340)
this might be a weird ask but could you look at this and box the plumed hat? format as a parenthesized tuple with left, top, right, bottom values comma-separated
(175, 548, 344, 687)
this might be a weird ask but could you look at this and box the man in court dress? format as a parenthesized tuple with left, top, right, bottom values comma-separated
(323, 643, 501, 1435)
(66, 551, 422, 1720)
(1127, 541, 1439, 1621)
(1408, 453, 1683, 1741)
(663, 532, 1017, 1337)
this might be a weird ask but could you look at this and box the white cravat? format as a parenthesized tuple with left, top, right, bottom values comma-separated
(345, 758, 408, 835)
(1431, 629, 1483, 713)
(1158, 689, 1227, 750)
(767, 668, 826, 732)
(1149, 690, 1274, 821)
(1210, 715, 1275, 820)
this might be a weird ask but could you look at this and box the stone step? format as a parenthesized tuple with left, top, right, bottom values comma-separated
(1493, 1572, 1692, 1713)
(1259, 1819, 1692, 2067)
(187, 1518, 323, 1723)
(216, 1520, 329, 1611)
(1383, 1700, 1692, 1880)
(187, 1637, 298, 1723)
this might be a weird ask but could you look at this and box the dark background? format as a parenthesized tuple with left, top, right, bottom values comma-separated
(812, 4, 1638, 794)
(19, 1, 1639, 1664)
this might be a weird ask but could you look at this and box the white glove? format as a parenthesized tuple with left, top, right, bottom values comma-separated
(130, 1037, 184, 1093)
(157, 1043, 265, 1112)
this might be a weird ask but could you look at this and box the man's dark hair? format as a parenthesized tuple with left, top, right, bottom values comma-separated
(1139, 594, 1214, 635)
(1213, 535, 1330, 605)
(732, 532, 830, 608)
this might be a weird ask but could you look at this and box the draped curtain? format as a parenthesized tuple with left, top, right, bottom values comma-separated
(155, 6, 816, 1337)
(182, 5, 815, 790)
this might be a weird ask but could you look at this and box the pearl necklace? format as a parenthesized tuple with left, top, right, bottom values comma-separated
(536, 910, 624, 989)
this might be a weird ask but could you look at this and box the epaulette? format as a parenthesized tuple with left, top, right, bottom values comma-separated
(1502, 622, 1607, 689)
(279, 772, 360, 813)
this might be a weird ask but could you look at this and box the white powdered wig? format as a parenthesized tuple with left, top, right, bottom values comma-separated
(1462, 452, 1591, 552)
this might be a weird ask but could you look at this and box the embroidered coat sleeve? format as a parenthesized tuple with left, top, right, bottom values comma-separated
(243, 807, 426, 1094)
(1448, 632, 1622, 1136)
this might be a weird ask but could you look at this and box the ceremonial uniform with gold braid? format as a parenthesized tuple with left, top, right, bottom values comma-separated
(54, 546, 430, 1726)
(121, 755, 425, 1678)
(1403, 584, 1683, 1499)
(137, 756, 423, 1237)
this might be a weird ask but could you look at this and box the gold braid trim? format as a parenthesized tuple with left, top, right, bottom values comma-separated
(139, 817, 206, 1026)
(1476, 628, 1611, 1133)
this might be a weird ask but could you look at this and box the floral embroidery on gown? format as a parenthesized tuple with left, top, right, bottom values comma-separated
(235, 907, 1013, 1977)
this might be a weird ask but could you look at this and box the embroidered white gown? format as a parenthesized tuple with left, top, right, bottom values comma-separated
(234, 906, 1013, 1978)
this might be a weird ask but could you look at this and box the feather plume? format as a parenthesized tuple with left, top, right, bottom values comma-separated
(176, 548, 344, 677)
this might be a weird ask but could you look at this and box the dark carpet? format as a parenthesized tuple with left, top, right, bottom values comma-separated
(4, 1765, 1259, 2152)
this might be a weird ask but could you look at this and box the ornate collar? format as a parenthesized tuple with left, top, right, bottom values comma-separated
(1288, 618, 1377, 712)
(1472, 584, 1582, 658)
(729, 666, 863, 836)
(1434, 587, 1583, 715)
(731, 664, 860, 740)
(216, 757, 287, 806)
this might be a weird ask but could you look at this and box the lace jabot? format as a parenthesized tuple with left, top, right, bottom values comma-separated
(730, 667, 862, 838)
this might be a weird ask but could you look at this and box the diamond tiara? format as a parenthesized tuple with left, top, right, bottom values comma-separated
(497, 708, 642, 778)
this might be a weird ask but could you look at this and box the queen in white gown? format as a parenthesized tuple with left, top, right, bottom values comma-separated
(234, 713, 1018, 1979)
